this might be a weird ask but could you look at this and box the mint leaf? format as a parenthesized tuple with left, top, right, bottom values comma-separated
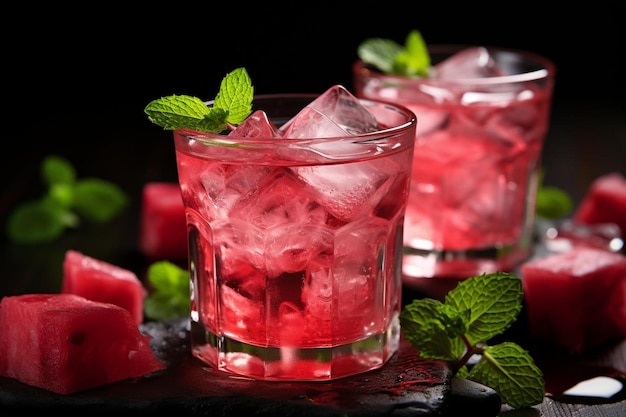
(42, 155, 77, 209)
(536, 186, 573, 219)
(6, 199, 79, 244)
(144, 260, 190, 321)
(393, 30, 430, 77)
(468, 342, 545, 409)
(73, 178, 128, 223)
(144, 95, 212, 130)
(445, 272, 523, 345)
(144, 67, 254, 133)
(357, 38, 404, 74)
(535, 169, 572, 219)
(400, 298, 465, 361)
(41, 155, 76, 186)
(214, 67, 254, 126)
(47, 183, 75, 209)
(401, 272, 544, 408)
(357, 29, 431, 77)
(193, 107, 230, 133)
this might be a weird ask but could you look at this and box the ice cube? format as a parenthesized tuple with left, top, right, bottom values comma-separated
(232, 168, 328, 230)
(280, 85, 378, 138)
(431, 47, 534, 105)
(265, 224, 334, 278)
(196, 164, 274, 220)
(432, 47, 504, 80)
(225, 169, 333, 278)
(302, 218, 389, 325)
(293, 159, 397, 222)
(228, 110, 280, 138)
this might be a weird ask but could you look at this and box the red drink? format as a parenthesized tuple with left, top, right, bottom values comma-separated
(174, 91, 416, 380)
(354, 46, 556, 281)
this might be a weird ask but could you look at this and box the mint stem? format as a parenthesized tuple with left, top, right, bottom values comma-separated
(453, 334, 483, 374)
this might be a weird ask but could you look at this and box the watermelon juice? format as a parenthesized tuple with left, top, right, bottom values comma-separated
(353, 46, 556, 281)
(173, 90, 416, 380)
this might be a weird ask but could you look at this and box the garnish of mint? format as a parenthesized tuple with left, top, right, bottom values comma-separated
(357, 29, 431, 77)
(144, 67, 254, 133)
(536, 186, 573, 219)
(143, 260, 190, 321)
(6, 155, 128, 244)
(535, 170, 573, 219)
(400, 272, 545, 409)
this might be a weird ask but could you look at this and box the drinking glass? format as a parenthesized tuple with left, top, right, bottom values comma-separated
(353, 45, 556, 285)
(173, 94, 416, 380)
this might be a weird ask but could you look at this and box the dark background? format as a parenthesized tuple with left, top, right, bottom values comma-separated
(1, 6, 624, 413)
(2, 3, 624, 214)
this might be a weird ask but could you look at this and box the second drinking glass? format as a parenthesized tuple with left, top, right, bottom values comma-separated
(354, 45, 556, 284)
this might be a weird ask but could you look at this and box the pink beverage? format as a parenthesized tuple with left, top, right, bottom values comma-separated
(353, 46, 556, 282)
(173, 88, 416, 380)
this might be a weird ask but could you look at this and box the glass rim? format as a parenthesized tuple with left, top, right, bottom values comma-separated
(175, 93, 417, 143)
(354, 44, 556, 86)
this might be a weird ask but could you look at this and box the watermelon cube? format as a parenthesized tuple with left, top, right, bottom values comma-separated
(138, 182, 188, 261)
(63, 250, 146, 324)
(573, 172, 626, 237)
(521, 248, 626, 354)
(0, 294, 166, 394)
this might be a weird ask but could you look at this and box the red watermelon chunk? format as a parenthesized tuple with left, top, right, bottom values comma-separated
(573, 172, 626, 237)
(138, 182, 188, 261)
(521, 248, 626, 354)
(63, 250, 146, 324)
(0, 294, 166, 394)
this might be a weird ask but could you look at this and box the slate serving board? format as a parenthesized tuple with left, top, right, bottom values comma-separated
(0, 318, 501, 416)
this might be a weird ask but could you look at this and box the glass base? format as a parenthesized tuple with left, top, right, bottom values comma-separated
(190, 316, 400, 381)
(402, 243, 531, 280)
(401, 244, 531, 300)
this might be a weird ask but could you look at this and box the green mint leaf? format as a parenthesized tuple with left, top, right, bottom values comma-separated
(47, 183, 75, 209)
(445, 272, 523, 345)
(72, 178, 128, 223)
(536, 185, 573, 219)
(145, 67, 254, 133)
(357, 29, 430, 77)
(144, 260, 190, 321)
(194, 107, 230, 133)
(444, 272, 524, 344)
(468, 342, 545, 408)
(41, 154, 76, 186)
(6, 157, 129, 244)
(214, 67, 254, 126)
(393, 30, 430, 77)
(357, 38, 404, 75)
(144, 293, 186, 322)
(6, 199, 78, 244)
(535, 169, 572, 219)
(400, 298, 465, 361)
(144, 95, 212, 130)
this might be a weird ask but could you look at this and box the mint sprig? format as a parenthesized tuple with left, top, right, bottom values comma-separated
(536, 186, 573, 219)
(143, 260, 190, 321)
(358, 29, 430, 77)
(6, 155, 128, 244)
(144, 67, 254, 133)
(535, 170, 573, 219)
(400, 272, 545, 409)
